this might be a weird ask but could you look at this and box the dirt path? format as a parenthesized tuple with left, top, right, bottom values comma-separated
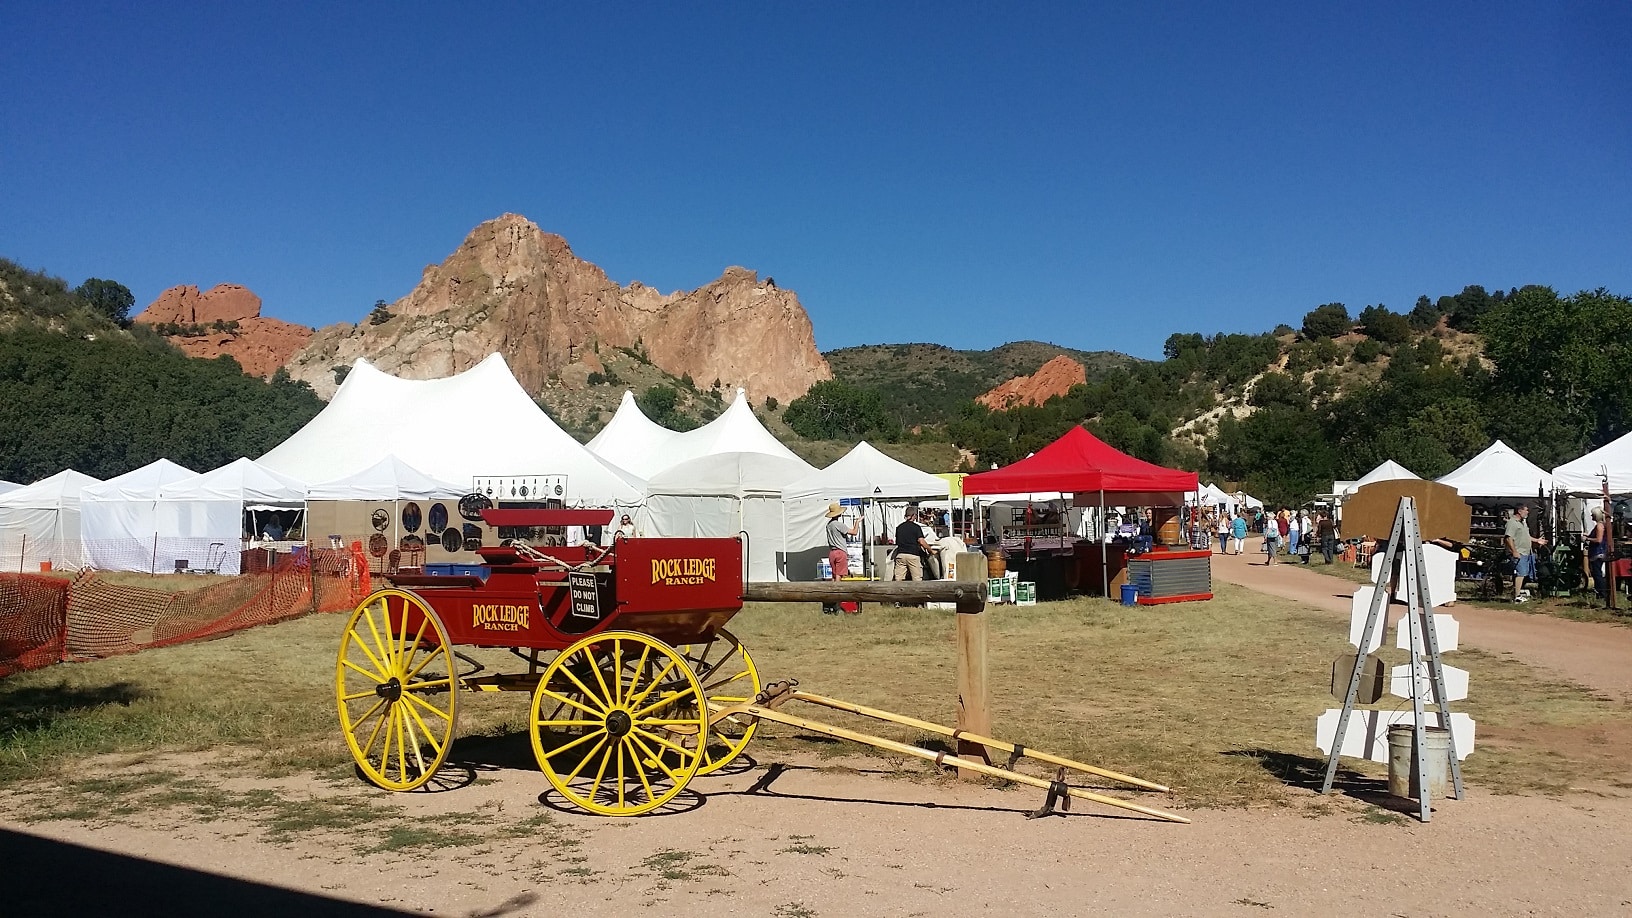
(5, 758, 1632, 917)
(1210, 540, 1632, 703)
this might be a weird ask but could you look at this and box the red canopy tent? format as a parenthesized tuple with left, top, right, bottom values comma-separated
(962, 426, 1200, 599)
(962, 426, 1198, 500)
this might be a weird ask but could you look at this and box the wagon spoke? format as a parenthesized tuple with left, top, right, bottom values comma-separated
(701, 667, 752, 694)
(404, 691, 454, 722)
(631, 726, 695, 762)
(626, 658, 679, 709)
(402, 706, 427, 776)
(536, 688, 602, 719)
(363, 601, 394, 672)
(585, 643, 615, 705)
(342, 658, 386, 684)
(402, 697, 444, 757)
(556, 662, 609, 713)
(611, 639, 624, 706)
(628, 730, 685, 783)
(539, 727, 609, 760)
(403, 677, 453, 693)
(623, 735, 659, 803)
(631, 685, 698, 720)
(345, 632, 388, 679)
(348, 698, 388, 735)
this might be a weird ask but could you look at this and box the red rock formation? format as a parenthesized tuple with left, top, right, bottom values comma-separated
(976, 355, 1086, 410)
(285, 214, 832, 402)
(134, 284, 313, 378)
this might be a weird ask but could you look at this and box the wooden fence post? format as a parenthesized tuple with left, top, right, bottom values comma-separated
(954, 552, 991, 778)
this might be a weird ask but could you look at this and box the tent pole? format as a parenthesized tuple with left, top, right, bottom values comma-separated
(1100, 489, 1108, 599)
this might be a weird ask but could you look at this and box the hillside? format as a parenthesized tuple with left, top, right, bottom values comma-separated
(0, 259, 324, 483)
(825, 340, 1137, 427)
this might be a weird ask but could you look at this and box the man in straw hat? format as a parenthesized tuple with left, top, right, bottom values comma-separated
(824, 502, 859, 614)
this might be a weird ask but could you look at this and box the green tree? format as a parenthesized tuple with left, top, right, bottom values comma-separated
(783, 380, 896, 441)
(1358, 305, 1411, 344)
(1301, 303, 1351, 339)
(73, 278, 136, 323)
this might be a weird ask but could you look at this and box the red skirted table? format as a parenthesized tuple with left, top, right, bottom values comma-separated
(1125, 548, 1213, 604)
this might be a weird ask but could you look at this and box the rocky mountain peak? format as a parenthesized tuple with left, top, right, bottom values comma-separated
(285, 214, 831, 402)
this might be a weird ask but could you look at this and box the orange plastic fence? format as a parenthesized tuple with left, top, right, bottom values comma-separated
(0, 574, 69, 677)
(0, 543, 374, 675)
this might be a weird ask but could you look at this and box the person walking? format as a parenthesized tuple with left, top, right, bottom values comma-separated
(1505, 504, 1547, 602)
(1231, 510, 1248, 556)
(1216, 510, 1232, 555)
(1317, 511, 1337, 564)
(822, 503, 858, 614)
(1263, 510, 1282, 564)
(1287, 511, 1302, 558)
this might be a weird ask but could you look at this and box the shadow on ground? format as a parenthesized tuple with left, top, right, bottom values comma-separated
(1225, 747, 1410, 810)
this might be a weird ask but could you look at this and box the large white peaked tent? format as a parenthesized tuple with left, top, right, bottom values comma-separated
(1436, 440, 1554, 498)
(152, 458, 308, 575)
(0, 469, 103, 571)
(307, 455, 464, 501)
(257, 355, 642, 504)
(665, 389, 804, 468)
(642, 451, 817, 582)
(1346, 460, 1420, 494)
(585, 391, 681, 479)
(80, 459, 199, 572)
(1553, 430, 1632, 496)
(0, 480, 21, 496)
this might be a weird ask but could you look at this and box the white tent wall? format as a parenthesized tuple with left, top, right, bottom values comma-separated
(0, 470, 101, 572)
(81, 459, 199, 573)
(152, 458, 308, 576)
(636, 496, 791, 581)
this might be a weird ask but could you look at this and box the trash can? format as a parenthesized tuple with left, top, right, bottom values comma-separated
(1120, 583, 1139, 606)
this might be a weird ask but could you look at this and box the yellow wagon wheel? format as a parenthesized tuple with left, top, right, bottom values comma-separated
(679, 630, 761, 775)
(336, 589, 459, 791)
(530, 631, 707, 816)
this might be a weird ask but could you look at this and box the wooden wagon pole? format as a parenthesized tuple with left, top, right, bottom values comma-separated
(744, 568, 992, 779)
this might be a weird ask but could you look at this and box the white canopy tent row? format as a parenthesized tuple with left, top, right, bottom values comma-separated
(79, 459, 198, 573)
(258, 354, 644, 506)
(1346, 460, 1420, 495)
(586, 387, 805, 480)
(0, 469, 102, 571)
(780, 441, 953, 579)
(1553, 429, 1632, 497)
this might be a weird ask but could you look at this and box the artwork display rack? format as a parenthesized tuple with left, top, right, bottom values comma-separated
(1320, 495, 1465, 822)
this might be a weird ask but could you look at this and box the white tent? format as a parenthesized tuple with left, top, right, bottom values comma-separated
(257, 354, 643, 505)
(780, 442, 951, 579)
(1436, 440, 1554, 498)
(1193, 482, 1236, 511)
(80, 459, 198, 572)
(584, 391, 682, 479)
(664, 389, 804, 467)
(0, 469, 102, 571)
(782, 442, 950, 502)
(307, 455, 465, 501)
(0, 479, 21, 496)
(1553, 431, 1632, 496)
(152, 458, 308, 575)
(1346, 460, 1419, 494)
(641, 451, 817, 582)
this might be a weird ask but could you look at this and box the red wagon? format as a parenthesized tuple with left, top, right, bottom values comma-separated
(336, 508, 759, 815)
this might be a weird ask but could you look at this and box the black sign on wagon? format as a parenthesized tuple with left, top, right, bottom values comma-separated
(569, 571, 602, 620)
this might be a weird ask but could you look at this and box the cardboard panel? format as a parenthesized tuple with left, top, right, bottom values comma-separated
(1343, 479, 1471, 543)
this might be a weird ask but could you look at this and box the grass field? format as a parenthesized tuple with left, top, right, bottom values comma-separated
(2, 584, 1627, 812)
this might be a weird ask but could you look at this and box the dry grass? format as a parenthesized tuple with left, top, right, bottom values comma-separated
(3, 583, 1626, 808)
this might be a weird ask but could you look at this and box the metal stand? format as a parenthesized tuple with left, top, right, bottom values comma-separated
(1320, 496, 1464, 821)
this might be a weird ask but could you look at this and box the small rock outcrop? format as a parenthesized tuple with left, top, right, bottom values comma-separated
(976, 354, 1086, 410)
(133, 284, 313, 378)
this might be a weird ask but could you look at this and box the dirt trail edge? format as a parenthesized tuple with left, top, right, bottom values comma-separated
(1211, 540, 1632, 703)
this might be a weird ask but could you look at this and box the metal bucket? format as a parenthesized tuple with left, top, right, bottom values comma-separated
(1387, 724, 1450, 799)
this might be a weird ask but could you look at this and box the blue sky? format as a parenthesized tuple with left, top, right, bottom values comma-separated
(4, 2, 1628, 360)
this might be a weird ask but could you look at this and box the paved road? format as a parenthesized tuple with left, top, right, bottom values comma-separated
(1210, 538, 1632, 703)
